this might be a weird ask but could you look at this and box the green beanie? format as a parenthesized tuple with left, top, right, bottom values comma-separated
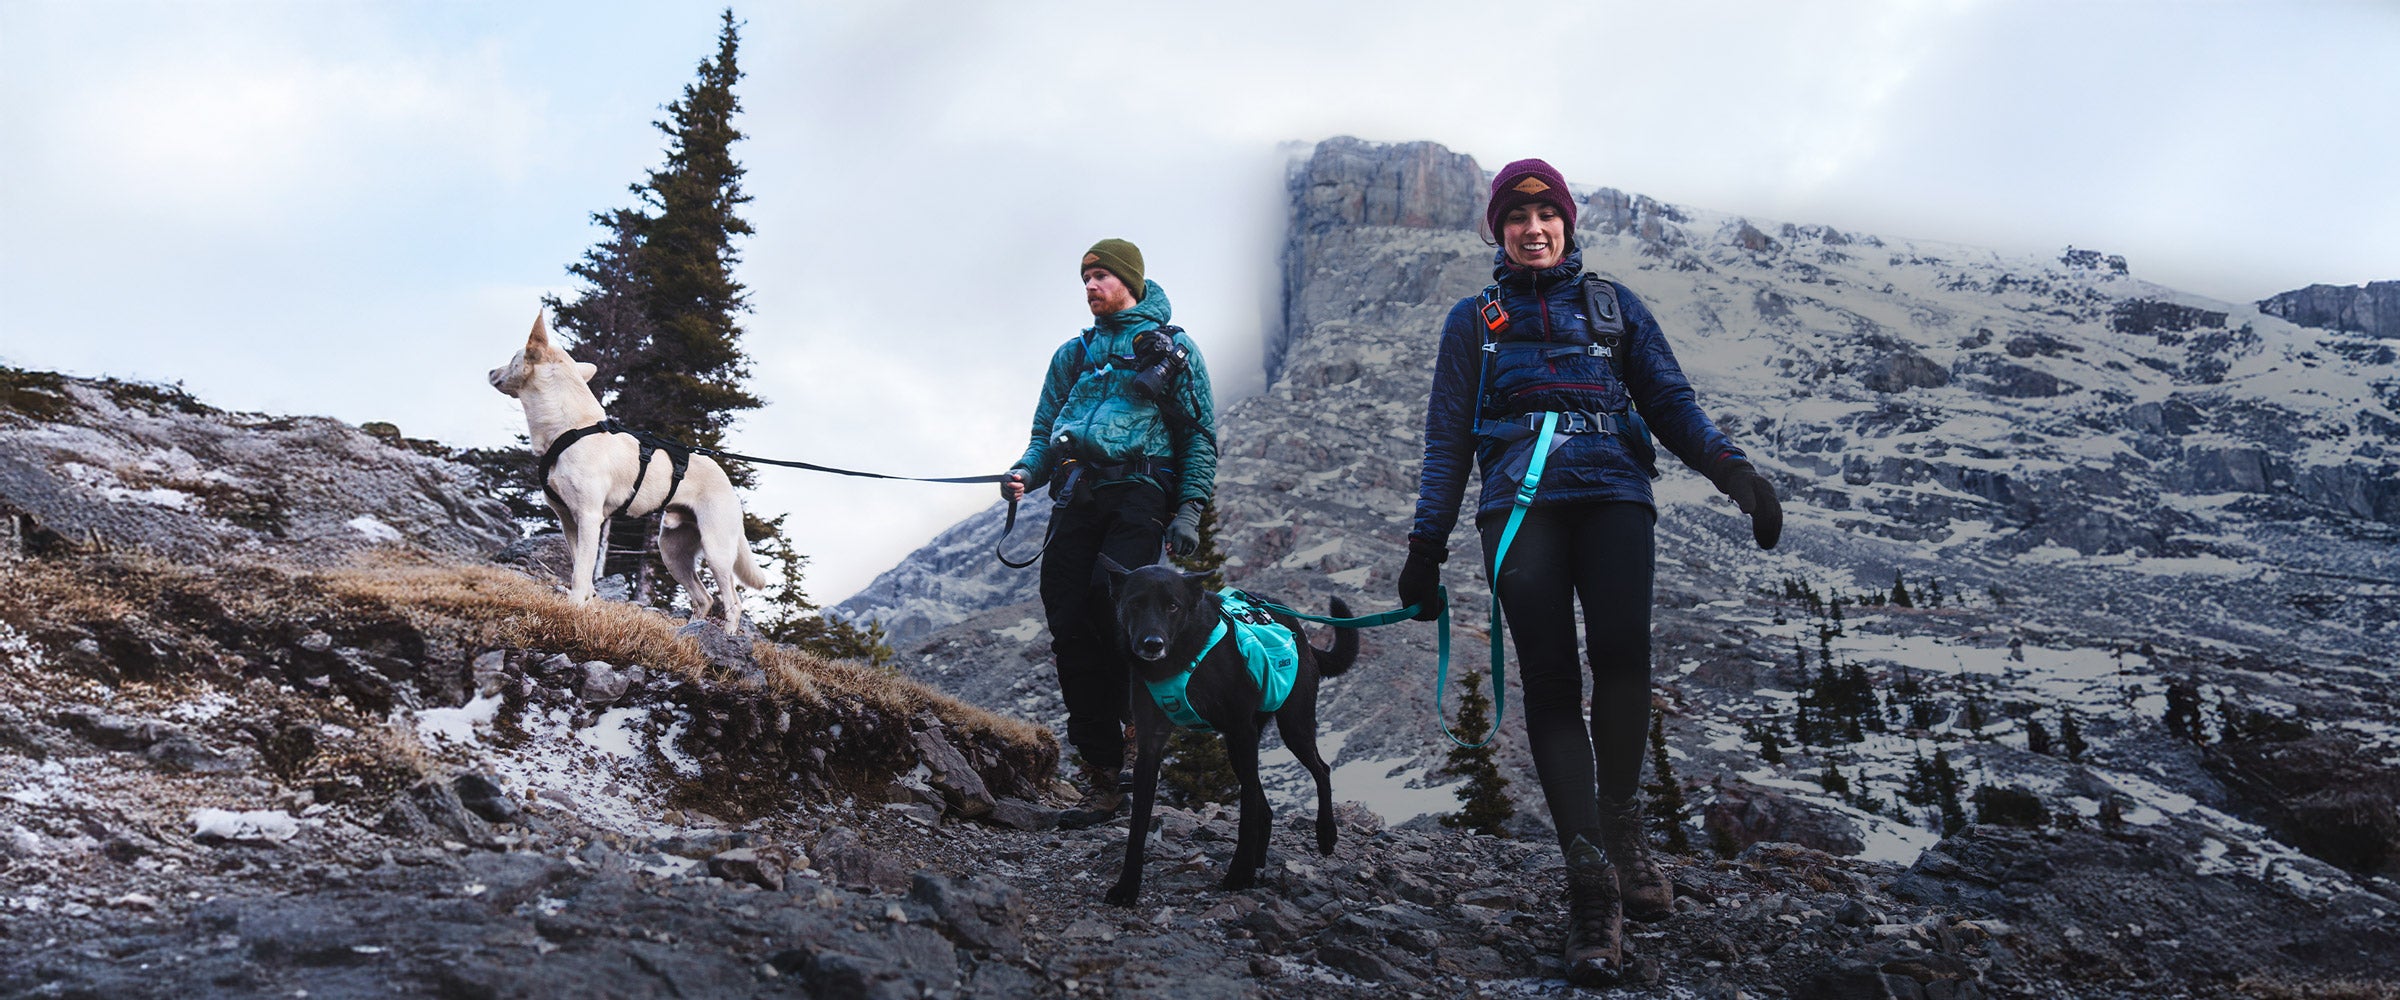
(1080, 238, 1145, 301)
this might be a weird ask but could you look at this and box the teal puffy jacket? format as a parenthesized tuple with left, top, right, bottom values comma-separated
(1012, 279, 1217, 509)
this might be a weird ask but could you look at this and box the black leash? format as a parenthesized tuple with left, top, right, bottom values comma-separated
(682, 441, 1011, 485)
(993, 497, 1053, 569)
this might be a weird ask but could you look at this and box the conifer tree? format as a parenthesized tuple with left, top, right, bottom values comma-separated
(1891, 571, 1914, 608)
(1161, 731, 1239, 807)
(1932, 749, 1967, 835)
(1753, 719, 1784, 764)
(2164, 680, 2204, 744)
(1818, 760, 1850, 796)
(2026, 717, 2052, 756)
(2060, 709, 2087, 762)
(1168, 503, 1226, 590)
(1439, 671, 1514, 836)
(1645, 714, 1690, 852)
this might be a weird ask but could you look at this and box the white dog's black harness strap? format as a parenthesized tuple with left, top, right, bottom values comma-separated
(537, 418, 692, 519)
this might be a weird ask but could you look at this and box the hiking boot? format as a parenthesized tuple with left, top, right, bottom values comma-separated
(1057, 759, 1126, 830)
(1562, 834, 1623, 987)
(1600, 794, 1674, 922)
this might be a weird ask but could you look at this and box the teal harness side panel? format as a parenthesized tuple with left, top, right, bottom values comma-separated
(1141, 590, 1301, 732)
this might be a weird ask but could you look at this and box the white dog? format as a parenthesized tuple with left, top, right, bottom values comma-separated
(487, 312, 767, 632)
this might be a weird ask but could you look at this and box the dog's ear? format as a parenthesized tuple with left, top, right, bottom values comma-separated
(573, 361, 598, 385)
(1096, 554, 1132, 593)
(526, 311, 566, 361)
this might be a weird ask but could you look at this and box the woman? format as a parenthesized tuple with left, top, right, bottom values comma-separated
(1395, 158, 1781, 985)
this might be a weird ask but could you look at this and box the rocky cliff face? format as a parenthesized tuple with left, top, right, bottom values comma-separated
(2259, 279, 2400, 339)
(0, 372, 518, 563)
(838, 137, 2400, 996)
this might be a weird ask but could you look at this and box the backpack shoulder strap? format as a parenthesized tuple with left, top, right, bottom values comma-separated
(1579, 273, 1629, 379)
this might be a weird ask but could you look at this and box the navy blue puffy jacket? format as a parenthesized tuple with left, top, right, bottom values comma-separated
(1410, 248, 1744, 549)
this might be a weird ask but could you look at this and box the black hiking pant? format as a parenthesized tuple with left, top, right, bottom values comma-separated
(1041, 480, 1171, 772)
(1477, 500, 1656, 850)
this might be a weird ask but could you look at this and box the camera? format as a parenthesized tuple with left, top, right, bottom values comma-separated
(1128, 329, 1188, 402)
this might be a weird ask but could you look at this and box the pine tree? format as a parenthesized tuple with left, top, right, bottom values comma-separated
(1932, 749, 1967, 836)
(2164, 680, 2204, 744)
(2026, 717, 2052, 756)
(1753, 719, 1784, 764)
(1645, 713, 1690, 852)
(546, 10, 777, 607)
(2060, 709, 2088, 762)
(1818, 760, 1850, 796)
(1438, 671, 1513, 836)
(1161, 731, 1239, 807)
(748, 513, 892, 665)
(1891, 571, 1914, 608)
(1926, 578, 1944, 608)
(1168, 502, 1227, 590)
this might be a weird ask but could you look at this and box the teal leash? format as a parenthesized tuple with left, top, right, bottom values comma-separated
(1448, 412, 1561, 749)
(1230, 413, 1558, 751)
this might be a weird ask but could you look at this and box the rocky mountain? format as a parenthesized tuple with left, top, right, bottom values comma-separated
(840, 136, 2400, 994)
(4, 133, 2396, 997)
(2258, 279, 2400, 341)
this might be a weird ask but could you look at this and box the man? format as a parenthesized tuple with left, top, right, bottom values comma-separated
(1005, 238, 1218, 828)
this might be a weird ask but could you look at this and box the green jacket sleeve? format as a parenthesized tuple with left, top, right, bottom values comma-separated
(1170, 331, 1217, 508)
(1013, 340, 1081, 488)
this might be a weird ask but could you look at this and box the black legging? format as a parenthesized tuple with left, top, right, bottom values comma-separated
(1477, 500, 1655, 849)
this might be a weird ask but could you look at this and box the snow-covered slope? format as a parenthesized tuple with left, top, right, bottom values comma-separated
(846, 137, 2399, 901)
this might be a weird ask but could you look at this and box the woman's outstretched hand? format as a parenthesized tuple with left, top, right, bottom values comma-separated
(1708, 459, 1783, 550)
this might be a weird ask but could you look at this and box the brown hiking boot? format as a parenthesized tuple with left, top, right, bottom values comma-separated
(1057, 758, 1126, 830)
(1562, 835, 1623, 986)
(1600, 794, 1674, 922)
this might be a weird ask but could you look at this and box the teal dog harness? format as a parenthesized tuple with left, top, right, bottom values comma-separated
(1143, 590, 1300, 732)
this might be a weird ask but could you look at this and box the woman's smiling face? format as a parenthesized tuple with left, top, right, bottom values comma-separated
(1501, 202, 1567, 270)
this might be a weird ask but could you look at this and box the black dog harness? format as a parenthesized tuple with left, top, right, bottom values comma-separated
(537, 418, 692, 519)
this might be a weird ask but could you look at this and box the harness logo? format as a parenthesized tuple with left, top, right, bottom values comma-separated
(1511, 177, 1552, 195)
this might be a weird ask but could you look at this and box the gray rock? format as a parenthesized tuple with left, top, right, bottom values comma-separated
(986, 797, 1057, 831)
(450, 772, 521, 826)
(708, 847, 785, 891)
(910, 726, 993, 819)
(576, 659, 629, 704)
(814, 827, 911, 893)
(143, 735, 247, 774)
(2258, 280, 2400, 338)
(908, 873, 1025, 954)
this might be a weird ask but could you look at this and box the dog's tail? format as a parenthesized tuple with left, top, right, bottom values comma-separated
(733, 545, 770, 591)
(1312, 596, 1360, 678)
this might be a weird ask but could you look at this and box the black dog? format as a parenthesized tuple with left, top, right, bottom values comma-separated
(1099, 561, 1359, 906)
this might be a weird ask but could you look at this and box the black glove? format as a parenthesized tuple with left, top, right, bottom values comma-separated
(1396, 536, 1447, 621)
(1707, 457, 1782, 550)
(1166, 501, 1205, 557)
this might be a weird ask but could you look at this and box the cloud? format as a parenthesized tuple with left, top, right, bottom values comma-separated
(23, 10, 547, 226)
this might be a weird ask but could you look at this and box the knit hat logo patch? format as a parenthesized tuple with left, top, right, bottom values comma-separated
(1511, 177, 1552, 195)
(1081, 253, 1100, 266)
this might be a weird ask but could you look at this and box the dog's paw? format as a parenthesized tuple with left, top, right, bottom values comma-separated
(1317, 820, 1338, 856)
(1103, 881, 1141, 907)
(1219, 870, 1256, 891)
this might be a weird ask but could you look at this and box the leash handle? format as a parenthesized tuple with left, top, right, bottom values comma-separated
(994, 496, 1053, 569)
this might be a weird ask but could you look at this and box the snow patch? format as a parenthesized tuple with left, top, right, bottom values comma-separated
(347, 515, 404, 543)
(189, 809, 300, 842)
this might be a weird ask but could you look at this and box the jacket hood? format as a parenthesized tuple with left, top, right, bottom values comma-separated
(1089, 279, 1172, 333)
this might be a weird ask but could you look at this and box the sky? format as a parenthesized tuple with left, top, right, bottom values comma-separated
(3, 0, 2396, 605)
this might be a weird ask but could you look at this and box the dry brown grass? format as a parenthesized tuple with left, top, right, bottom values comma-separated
(319, 550, 1045, 750)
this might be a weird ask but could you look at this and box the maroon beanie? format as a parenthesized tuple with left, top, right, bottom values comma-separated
(1485, 158, 1577, 238)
